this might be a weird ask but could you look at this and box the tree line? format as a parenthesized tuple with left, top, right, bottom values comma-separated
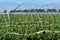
(4, 9, 60, 13)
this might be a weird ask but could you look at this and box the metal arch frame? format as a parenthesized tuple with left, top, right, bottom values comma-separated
(14, 3, 24, 10)
(13, 3, 31, 10)
(40, 3, 58, 9)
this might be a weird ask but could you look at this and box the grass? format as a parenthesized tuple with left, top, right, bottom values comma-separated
(0, 13, 60, 40)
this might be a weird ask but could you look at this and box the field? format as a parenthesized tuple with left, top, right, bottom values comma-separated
(0, 13, 60, 40)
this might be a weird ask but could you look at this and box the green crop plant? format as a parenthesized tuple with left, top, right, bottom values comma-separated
(0, 13, 60, 40)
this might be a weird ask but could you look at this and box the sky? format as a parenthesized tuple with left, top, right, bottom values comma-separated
(0, 0, 60, 11)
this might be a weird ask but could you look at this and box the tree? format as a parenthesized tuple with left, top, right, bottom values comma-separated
(47, 9, 52, 12)
(47, 9, 57, 12)
(35, 9, 40, 12)
(4, 10, 7, 13)
(39, 9, 45, 12)
(58, 9, 60, 12)
(30, 9, 35, 12)
(10, 10, 16, 13)
(23, 9, 29, 12)
(52, 9, 57, 12)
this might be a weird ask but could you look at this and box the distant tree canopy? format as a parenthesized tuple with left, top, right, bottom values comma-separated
(58, 9, 60, 12)
(9, 9, 60, 13)
(4, 10, 7, 13)
(47, 9, 57, 12)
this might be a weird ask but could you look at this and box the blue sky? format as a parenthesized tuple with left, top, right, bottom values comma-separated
(0, 0, 60, 10)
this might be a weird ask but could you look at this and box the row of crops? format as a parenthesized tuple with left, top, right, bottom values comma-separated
(0, 13, 60, 40)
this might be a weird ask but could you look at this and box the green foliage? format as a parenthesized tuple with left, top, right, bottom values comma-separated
(0, 13, 60, 40)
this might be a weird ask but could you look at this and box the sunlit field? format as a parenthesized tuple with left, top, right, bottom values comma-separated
(0, 13, 60, 40)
